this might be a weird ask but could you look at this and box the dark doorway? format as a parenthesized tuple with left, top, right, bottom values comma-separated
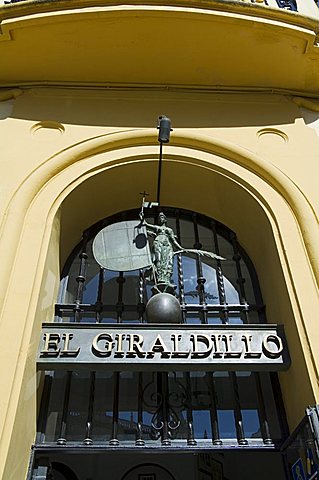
(31, 451, 287, 480)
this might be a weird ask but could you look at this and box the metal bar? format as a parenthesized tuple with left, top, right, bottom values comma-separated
(230, 372, 248, 445)
(83, 372, 96, 445)
(95, 268, 104, 323)
(211, 220, 229, 325)
(254, 372, 273, 445)
(116, 272, 125, 323)
(307, 406, 319, 460)
(207, 373, 223, 445)
(175, 210, 186, 323)
(109, 373, 120, 445)
(74, 234, 89, 323)
(56, 302, 265, 316)
(26, 446, 36, 480)
(270, 372, 290, 440)
(185, 372, 196, 445)
(136, 372, 145, 446)
(193, 213, 207, 324)
(230, 233, 249, 324)
(57, 371, 72, 445)
(156, 141, 163, 205)
(33, 442, 277, 452)
(160, 372, 171, 446)
(36, 373, 53, 444)
(137, 270, 145, 323)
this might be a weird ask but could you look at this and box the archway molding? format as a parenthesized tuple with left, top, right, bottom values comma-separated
(0, 129, 317, 296)
(0, 130, 318, 480)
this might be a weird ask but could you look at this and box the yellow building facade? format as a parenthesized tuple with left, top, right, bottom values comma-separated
(1, 0, 319, 478)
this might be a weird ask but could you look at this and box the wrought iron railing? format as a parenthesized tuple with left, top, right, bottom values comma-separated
(36, 370, 287, 448)
(56, 209, 265, 325)
(35, 208, 288, 451)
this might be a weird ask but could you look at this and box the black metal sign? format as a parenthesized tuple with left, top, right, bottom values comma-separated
(37, 324, 290, 371)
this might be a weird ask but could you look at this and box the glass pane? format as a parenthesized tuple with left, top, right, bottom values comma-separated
(240, 260, 257, 304)
(198, 224, 214, 252)
(102, 270, 120, 306)
(236, 372, 262, 439)
(190, 372, 212, 441)
(214, 372, 237, 439)
(179, 219, 195, 249)
(168, 372, 188, 441)
(141, 372, 162, 444)
(186, 313, 202, 325)
(44, 371, 66, 443)
(202, 262, 219, 304)
(216, 235, 240, 304)
(100, 311, 118, 323)
(79, 312, 97, 323)
(223, 273, 240, 304)
(83, 241, 100, 304)
(118, 372, 138, 441)
(66, 371, 91, 441)
(122, 271, 140, 305)
(91, 372, 114, 442)
(246, 310, 260, 325)
(207, 313, 223, 324)
(217, 409, 237, 439)
(258, 372, 283, 440)
(217, 234, 234, 261)
(227, 313, 243, 325)
(183, 256, 199, 303)
(121, 310, 140, 323)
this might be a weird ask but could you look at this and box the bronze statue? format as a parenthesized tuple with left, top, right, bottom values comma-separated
(139, 211, 224, 293)
(140, 212, 181, 288)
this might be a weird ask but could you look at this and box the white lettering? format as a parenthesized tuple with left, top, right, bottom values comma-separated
(92, 333, 114, 356)
(262, 334, 284, 358)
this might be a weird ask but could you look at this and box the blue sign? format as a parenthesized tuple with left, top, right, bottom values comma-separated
(292, 458, 306, 480)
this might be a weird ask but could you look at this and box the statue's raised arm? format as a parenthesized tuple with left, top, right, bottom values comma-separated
(139, 212, 160, 235)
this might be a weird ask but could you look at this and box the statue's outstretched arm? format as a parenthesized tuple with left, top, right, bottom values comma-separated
(169, 229, 225, 260)
(170, 233, 183, 251)
(174, 248, 225, 261)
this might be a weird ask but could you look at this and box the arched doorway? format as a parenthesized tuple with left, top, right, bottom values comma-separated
(3, 134, 317, 478)
(121, 463, 176, 480)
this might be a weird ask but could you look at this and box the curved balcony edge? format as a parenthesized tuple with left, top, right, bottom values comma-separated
(0, 0, 319, 31)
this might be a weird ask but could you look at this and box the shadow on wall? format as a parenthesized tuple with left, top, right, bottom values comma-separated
(4, 88, 301, 128)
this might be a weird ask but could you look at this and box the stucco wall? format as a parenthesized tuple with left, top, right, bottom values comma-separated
(1, 88, 319, 479)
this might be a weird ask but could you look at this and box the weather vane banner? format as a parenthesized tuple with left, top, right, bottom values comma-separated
(37, 324, 290, 371)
